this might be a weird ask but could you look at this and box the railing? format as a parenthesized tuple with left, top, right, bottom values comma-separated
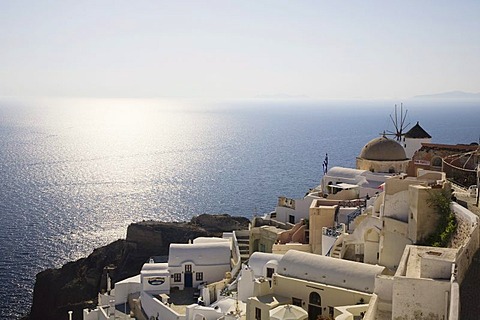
(337, 199, 367, 208)
(326, 232, 346, 258)
(322, 224, 344, 238)
(326, 242, 335, 257)
(346, 207, 362, 226)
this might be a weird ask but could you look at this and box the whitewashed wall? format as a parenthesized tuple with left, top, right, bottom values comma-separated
(141, 291, 186, 320)
(391, 277, 450, 320)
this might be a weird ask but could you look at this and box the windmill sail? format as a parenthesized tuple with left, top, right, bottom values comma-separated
(385, 103, 410, 141)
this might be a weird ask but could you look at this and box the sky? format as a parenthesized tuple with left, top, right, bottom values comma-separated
(1, 0, 479, 100)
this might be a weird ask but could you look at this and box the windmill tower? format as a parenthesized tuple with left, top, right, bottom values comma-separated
(403, 121, 432, 158)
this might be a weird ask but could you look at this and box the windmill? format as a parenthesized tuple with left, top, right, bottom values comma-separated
(384, 103, 410, 142)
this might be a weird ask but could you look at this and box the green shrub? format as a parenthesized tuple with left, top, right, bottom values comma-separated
(424, 189, 457, 247)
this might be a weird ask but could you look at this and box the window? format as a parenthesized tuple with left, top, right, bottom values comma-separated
(292, 297, 302, 307)
(173, 273, 181, 282)
(289, 215, 295, 224)
(266, 267, 275, 279)
(196, 272, 203, 281)
(255, 307, 262, 320)
(185, 264, 192, 272)
(309, 292, 321, 305)
(329, 306, 334, 318)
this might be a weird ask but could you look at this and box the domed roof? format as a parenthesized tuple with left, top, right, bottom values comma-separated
(359, 136, 407, 161)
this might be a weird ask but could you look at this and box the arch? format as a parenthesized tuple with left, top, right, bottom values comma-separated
(431, 156, 442, 167)
(364, 228, 380, 242)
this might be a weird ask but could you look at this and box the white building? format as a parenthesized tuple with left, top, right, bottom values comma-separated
(168, 239, 232, 290)
(321, 166, 392, 198)
(84, 234, 240, 320)
(402, 121, 432, 159)
(237, 252, 283, 302)
(246, 250, 385, 320)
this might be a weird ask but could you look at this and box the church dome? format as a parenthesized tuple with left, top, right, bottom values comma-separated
(359, 136, 407, 161)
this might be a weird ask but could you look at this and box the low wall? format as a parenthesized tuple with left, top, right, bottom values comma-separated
(449, 279, 460, 320)
(334, 304, 369, 320)
(272, 243, 311, 255)
(363, 293, 379, 320)
(185, 304, 224, 320)
(83, 306, 110, 320)
(204, 279, 229, 306)
(452, 203, 480, 284)
(141, 291, 186, 320)
(448, 203, 480, 320)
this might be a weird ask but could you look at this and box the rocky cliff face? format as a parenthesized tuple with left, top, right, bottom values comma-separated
(27, 214, 250, 320)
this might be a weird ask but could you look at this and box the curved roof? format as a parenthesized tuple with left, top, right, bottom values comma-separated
(359, 136, 407, 161)
(325, 167, 367, 179)
(277, 250, 385, 293)
(168, 242, 231, 267)
(248, 252, 283, 277)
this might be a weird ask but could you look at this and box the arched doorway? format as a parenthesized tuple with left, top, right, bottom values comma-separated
(308, 292, 322, 320)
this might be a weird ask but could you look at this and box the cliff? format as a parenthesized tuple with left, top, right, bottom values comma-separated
(27, 214, 250, 320)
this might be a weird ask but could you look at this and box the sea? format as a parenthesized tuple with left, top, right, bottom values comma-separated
(0, 97, 479, 319)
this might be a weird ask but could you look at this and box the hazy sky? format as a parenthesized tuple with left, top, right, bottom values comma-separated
(1, 1, 479, 99)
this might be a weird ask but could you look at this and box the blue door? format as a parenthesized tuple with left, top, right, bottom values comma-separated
(185, 272, 193, 287)
(185, 264, 193, 287)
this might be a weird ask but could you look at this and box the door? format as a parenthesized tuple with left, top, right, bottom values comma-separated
(185, 264, 193, 287)
(308, 292, 322, 320)
(184, 272, 193, 287)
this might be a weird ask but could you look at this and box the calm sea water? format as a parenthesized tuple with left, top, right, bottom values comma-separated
(0, 98, 479, 318)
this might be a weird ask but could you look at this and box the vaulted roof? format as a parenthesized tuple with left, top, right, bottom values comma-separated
(277, 250, 385, 293)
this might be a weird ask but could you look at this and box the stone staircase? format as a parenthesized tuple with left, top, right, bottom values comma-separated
(235, 230, 250, 263)
(330, 242, 343, 259)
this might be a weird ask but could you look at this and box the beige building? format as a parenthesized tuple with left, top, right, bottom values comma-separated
(327, 172, 449, 270)
(246, 250, 385, 320)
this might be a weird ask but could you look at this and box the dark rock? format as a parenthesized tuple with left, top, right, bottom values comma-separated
(191, 213, 250, 233)
(29, 240, 131, 320)
(27, 214, 250, 320)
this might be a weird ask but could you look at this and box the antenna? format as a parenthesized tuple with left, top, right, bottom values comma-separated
(384, 103, 411, 142)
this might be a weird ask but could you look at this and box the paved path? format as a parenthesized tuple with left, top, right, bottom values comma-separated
(460, 249, 480, 319)
(457, 191, 480, 320)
